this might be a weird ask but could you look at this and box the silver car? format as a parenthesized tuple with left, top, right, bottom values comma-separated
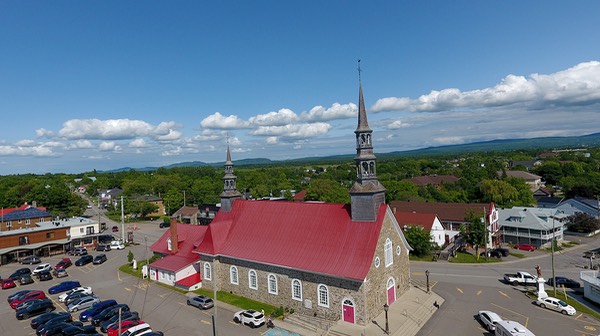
(186, 295, 214, 310)
(67, 295, 100, 312)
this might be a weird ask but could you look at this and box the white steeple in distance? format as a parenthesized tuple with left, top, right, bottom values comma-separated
(220, 141, 242, 212)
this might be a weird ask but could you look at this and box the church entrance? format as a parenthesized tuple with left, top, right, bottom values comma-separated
(342, 298, 355, 323)
(387, 278, 396, 305)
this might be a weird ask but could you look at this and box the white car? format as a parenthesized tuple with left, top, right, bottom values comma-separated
(32, 263, 52, 275)
(67, 295, 100, 312)
(477, 310, 502, 331)
(110, 240, 125, 250)
(233, 309, 266, 328)
(58, 286, 93, 302)
(121, 323, 152, 336)
(536, 296, 576, 315)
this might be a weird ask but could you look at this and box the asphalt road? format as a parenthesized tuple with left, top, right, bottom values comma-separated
(412, 235, 600, 336)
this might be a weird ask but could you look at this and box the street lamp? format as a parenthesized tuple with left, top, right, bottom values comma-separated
(426, 270, 430, 293)
(383, 303, 389, 335)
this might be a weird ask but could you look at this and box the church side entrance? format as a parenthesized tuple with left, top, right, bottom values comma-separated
(342, 298, 355, 323)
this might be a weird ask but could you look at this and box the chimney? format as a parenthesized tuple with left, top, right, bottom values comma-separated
(393, 207, 396, 214)
(32, 201, 37, 208)
(170, 217, 178, 254)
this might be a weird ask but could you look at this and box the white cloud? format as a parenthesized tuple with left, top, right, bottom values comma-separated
(15, 140, 37, 147)
(249, 108, 298, 126)
(161, 147, 183, 156)
(386, 120, 409, 130)
(192, 130, 225, 142)
(0, 145, 58, 157)
(71, 140, 94, 149)
(36, 128, 54, 138)
(200, 112, 250, 129)
(250, 122, 331, 139)
(155, 129, 182, 142)
(99, 141, 118, 151)
(129, 139, 147, 148)
(300, 103, 357, 122)
(57, 119, 179, 140)
(372, 61, 600, 113)
(266, 136, 278, 144)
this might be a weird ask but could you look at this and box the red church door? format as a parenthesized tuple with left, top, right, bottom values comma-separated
(342, 299, 355, 323)
(387, 278, 396, 305)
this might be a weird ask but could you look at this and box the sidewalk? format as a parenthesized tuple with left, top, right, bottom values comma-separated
(272, 285, 444, 336)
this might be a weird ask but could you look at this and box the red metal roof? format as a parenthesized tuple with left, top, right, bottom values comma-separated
(175, 272, 201, 287)
(150, 223, 208, 256)
(394, 212, 437, 231)
(149, 254, 198, 272)
(194, 200, 386, 280)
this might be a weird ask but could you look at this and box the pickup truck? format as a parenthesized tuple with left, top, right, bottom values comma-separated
(503, 271, 538, 286)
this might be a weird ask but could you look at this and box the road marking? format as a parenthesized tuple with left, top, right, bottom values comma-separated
(476, 290, 482, 296)
(576, 329, 597, 336)
(498, 291, 510, 298)
(159, 293, 168, 298)
(200, 320, 211, 325)
(490, 302, 529, 327)
(456, 288, 463, 294)
(124, 287, 132, 291)
(584, 325, 597, 331)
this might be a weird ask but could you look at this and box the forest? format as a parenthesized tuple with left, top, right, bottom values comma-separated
(1, 147, 600, 220)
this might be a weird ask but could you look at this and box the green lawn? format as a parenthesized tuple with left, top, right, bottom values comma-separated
(449, 252, 503, 263)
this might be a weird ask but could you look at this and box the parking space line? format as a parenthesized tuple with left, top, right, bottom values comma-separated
(575, 329, 596, 336)
(498, 290, 510, 298)
(456, 288, 463, 294)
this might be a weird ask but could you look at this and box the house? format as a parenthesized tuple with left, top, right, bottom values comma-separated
(150, 79, 412, 326)
(389, 201, 499, 246)
(98, 188, 124, 208)
(508, 160, 542, 171)
(133, 194, 165, 218)
(393, 211, 445, 247)
(553, 196, 600, 219)
(172, 206, 201, 224)
(497, 170, 543, 191)
(580, 270, 600, 306)
(402, 175, 459, 189)
(0, 203, 52, 232)
(497, 207, 569, 248)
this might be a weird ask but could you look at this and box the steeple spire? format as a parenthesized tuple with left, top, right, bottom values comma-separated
(220, 139, 242, 212)
(349, 62, 386, 222)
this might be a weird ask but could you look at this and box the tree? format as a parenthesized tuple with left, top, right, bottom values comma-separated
(567, 212, 600, 233)
(461, 210, 486, 260)
(403, 225, 432, 257)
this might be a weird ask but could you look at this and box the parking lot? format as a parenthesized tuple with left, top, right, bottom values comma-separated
(0, 222, 268, 336)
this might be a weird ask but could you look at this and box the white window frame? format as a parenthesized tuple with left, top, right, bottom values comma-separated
(230, 266, 238, 285)
(317, 284, 329, 308)
(384, 238, 393, 267)
(248, 270, 257, 290)
(26, 218, 31, 225)
(203, 262, 212, 281)
(291, 279, 302, 301)
(268, 274, 278, 295)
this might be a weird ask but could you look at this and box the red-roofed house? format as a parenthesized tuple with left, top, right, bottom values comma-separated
(149, 82, 412, 326)
(393, 211, 445, 247)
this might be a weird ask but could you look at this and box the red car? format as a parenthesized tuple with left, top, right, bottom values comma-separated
(1, 278, 16, 290)
(107, 320, 144, 336)
(514, 243, 535, 252)
(55, 257, 72, 270)
(9, 290, 46, 309)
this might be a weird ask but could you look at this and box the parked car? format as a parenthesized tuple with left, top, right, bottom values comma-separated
(32, 263, 52, 275)
(95, 244, 111, 252)
(477, 310, 502, 331)
(10, 290, 47, 309)
(70, 247, 88, 256)
(19, 275, 35, 285)
(37, 271, 53, 281)
(2, 278, 17, 289)
(8, 289, 32, 303)
(101, 311, 140, 333)
(30, 311, 70, 330)
(536, 296, 576, 315)
(16, 299, 55, 320)
(39, 321, 84, 336)
(65, 291, 95, 307)
(75, 255, 94, 266)
(186, 295, 214, 310)
(514, 243, 535, 251)
(107, 319, 144, 336)
(493, 247, 510, 257)
(68, 296, 101, 312)
(53, 268, 69, 278)
(58, 287, 93, 302)
(15, 298, 50, 311)
(159, 221, 170, 228)
(546, 276, 581, 288)
(9, 267, 32, 280)
(91, 304, 130, 326)
(93, 254, 107, 264)
(79, 299, 117, 322)
(110, 240, 125, 250)
(233, 309, 266, 328)
(62, 324, 98, 335)
(48, 281, 82, 294)
(55, 258, 73, 270)
(112, 226, 119, 232)
(121, 323, 152, 336)
(20, 256, 42, 264)
(480, 249, 503, 258)
(35, 313, 74, 334)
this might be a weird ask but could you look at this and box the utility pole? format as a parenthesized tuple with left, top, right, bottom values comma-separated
(551, 215, 556, 296)
(121, 196, 125, 242)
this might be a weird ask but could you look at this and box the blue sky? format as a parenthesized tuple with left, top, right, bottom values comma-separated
(1, 1, 600, 175)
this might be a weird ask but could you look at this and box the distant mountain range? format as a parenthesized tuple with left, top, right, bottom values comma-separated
(102, 132, 600, 172)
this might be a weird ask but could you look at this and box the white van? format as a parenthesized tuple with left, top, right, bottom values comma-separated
(110, 240, 125, 250)
(495, 320, 535, 336)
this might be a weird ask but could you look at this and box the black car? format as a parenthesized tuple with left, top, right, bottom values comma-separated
(40, 321, 83, 336)
(20, 256, 42, 264)
(20, 274, 35, 285)
(16, 299, 55, 320)
(36, 314, 74, 335)
(99, 311, 139, 332)
(493, 247, 510, 257)
(30, 311, 70, 330)
(37, 270, 53, 281)
(75, 255, 94, 266)
(10, 267, 32, 280)
(546, 276, 581, 288)
(93, 254, 107, 264)
(95, 244, 111, 252)
(62, 324, 97, 335)
(91, 303, 129, 326)
(159, 221, 170, 228)
(8, 289, 32, 303)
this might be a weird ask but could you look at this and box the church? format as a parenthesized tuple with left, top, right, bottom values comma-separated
(149, 78, 412, 325)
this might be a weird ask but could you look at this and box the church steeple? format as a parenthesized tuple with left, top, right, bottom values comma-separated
(349, 62, 386, 222)
(220, 142, 242, 212)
